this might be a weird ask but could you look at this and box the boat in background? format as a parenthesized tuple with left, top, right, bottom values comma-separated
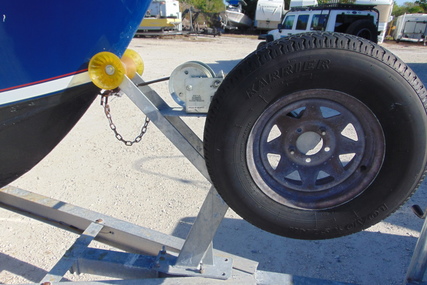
(223, 0, 253, 30)
(0, 1, 150, 187)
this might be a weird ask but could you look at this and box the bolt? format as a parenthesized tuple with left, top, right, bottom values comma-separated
(105, 65, 115, 75)
(160, 246, 166, 255)
(212, 80, 221, 88)
(186, 85, 193, 91)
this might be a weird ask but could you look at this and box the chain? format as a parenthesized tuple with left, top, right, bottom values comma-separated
(101, 92, 150, 146)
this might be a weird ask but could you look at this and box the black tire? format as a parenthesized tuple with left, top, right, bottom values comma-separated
(257, 41, 267, 50)
(204, 32, 427, 240)
(345, 19, 378, 43)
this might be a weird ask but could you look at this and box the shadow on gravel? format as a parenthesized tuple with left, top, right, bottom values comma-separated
(133, 155, 211, 189)
(407, 63, 427, 86)
(0, 252, 71, 283)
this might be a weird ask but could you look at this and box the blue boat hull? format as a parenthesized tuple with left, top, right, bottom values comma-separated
(0, 1, 150, 187)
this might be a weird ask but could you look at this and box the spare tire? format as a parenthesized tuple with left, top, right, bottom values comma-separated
(345, 19, 378, 43)
(257, 41, 267, 50)
(204, 32, 427, 240)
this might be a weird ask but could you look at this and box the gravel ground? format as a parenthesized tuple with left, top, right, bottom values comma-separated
(1, 35, 427, 284)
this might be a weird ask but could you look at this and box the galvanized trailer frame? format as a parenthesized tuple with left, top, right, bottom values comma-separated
(1, 73, 427, 284)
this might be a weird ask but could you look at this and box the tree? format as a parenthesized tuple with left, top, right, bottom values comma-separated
(393, 2, 405, 17)
(392, 1, 426, 17)
(415, 0, 427, 11)
(181, 0, 225, 13)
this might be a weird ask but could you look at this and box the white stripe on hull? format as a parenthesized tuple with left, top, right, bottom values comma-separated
(0, 72, 91, 106)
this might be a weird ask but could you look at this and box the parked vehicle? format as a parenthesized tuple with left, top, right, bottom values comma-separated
(137, 0, 182, 33)
(357, 0, 393, 43)
(255, 0, 286, 30)
(392, 13, 427, 44)
(258, 2, 386, 48)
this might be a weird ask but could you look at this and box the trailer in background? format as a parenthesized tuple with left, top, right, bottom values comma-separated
(254, 0, 286, 30)
(392, 13, 427, 44)
(138, 0, 182, 33)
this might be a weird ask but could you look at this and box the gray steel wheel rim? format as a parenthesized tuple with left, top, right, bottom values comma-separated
(246, 89, 385, 210)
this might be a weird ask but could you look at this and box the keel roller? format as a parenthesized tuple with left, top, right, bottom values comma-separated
(122, 49, 144, 77)
(89, 50, 144, 89)
(89, 52, 126, 90)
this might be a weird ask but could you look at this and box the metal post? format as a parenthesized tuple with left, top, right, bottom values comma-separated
(176, 186, 229, 267)
(406, 216, 427, 283)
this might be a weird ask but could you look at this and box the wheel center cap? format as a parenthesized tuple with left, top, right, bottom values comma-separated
(296, 131, 323, 156)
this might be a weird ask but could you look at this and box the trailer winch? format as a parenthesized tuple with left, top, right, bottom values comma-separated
(169, 61, 224, 113)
